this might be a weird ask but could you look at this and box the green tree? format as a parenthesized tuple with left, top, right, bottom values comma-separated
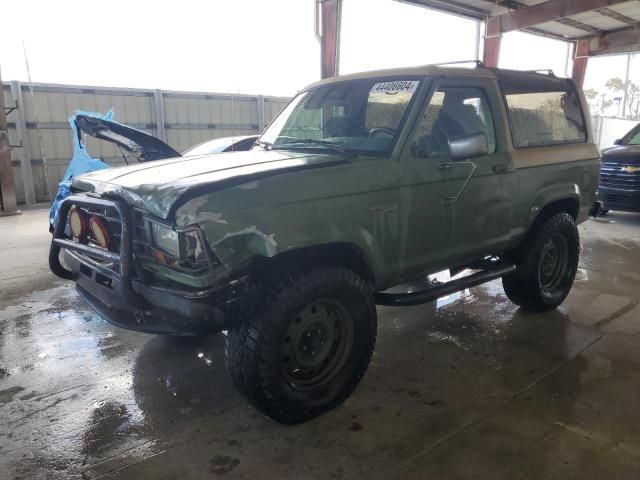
(606, 77, 640, 119)
(584, 88, 598, 101)
(583, 88, 612, 116)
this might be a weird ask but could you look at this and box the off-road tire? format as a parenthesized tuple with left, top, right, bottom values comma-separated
(225, 267, 377, 424)
(502, 212, 579, 312)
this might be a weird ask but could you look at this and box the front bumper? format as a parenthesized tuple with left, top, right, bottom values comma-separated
(49, 195, 247, 335)
(598, 187, 640, 213)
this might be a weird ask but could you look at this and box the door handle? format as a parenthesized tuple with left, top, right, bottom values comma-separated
(492, 164, 507, 173)
(437, 162, 453, 170)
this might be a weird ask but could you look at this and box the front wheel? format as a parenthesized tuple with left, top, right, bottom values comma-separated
(502, 212, 580, 312)
(225, 267, 377, 424)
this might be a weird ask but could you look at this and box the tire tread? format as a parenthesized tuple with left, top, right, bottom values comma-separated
(225, 267, 376, 424)
(502, 212, 579, 312)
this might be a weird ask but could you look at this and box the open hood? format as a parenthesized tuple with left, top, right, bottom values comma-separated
(75, 114, 181, 162)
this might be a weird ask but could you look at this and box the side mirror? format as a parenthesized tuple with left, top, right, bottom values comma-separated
(614, 138, 622, 145)
(448, 133, 489, 161)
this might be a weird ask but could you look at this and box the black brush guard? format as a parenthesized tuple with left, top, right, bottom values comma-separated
(49, 195, 142, 306)
(48, 195, 243, 335)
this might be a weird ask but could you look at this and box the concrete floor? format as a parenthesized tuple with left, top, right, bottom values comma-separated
(1, 209, 640, 479)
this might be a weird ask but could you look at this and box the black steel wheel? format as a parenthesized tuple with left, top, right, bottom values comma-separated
(538, 233, 569, 296)
(225, 266, 376, 424)
(280, 299, 354, 389)
(503, 212, 579, 312)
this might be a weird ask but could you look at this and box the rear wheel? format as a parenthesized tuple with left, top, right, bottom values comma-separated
(225, 266, 376, 424)
(502, 212, 579, 312)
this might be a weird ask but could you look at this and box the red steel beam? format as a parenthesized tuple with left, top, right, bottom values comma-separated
(492, 0, 629, 34)
(483, 17, 501, 68)
(586, 23, 640, 55)
(572, 39, 589, 87)
(0, 70, 18, 214)
(320, 0, 343, 79)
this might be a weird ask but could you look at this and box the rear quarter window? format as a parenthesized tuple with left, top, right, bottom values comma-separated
(501, 80, 587, 148)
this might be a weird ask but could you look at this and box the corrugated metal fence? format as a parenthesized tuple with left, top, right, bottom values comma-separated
(2, 81, 289, 206)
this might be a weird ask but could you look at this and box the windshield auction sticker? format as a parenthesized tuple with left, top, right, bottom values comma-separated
(370, 81, 419, 95)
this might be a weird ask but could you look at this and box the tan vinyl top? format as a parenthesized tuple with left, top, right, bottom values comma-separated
(302, 65, 499, 92)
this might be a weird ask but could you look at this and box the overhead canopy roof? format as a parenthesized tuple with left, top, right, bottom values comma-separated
(398, 0, 640, 55)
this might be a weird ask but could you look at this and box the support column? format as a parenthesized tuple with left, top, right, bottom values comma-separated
(564, 41, 572, 77)
(474, 20, 482, 61)
(622, 53, 632, 117)
(0, 71, 19, 214)
(319, 0, 343, 79)
(153, 89, 166, 142)
(256, 95, 265, 132)
(572, 39, 589, 88)
(483, 17, 501, 68)
(10, 81, 36, 207)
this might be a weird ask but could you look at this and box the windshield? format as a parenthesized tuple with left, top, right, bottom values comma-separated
(182, 136, 255, 156)
(622, 125, 640, 145)
(259, 77, 422, 156)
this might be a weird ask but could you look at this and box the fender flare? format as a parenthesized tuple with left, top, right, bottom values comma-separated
(527, 183, 581, 228)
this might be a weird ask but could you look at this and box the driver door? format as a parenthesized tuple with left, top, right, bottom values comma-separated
(401, 78, 514, 272)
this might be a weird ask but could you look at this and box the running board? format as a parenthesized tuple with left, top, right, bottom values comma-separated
(375, 263, 516, 307)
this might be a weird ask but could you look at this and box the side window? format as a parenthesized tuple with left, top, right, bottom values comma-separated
(411, 86, 496, 159)
(502, 87, 586, 148)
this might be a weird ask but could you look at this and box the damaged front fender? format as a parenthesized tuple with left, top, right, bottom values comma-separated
(211, 226, 279, 267)
(172, 186, 388, 288)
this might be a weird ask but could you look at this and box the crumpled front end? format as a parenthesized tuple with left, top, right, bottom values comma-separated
(49, 195, 249, 335)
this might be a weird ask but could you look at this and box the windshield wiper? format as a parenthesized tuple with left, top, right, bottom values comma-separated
(273, 138, 357, 157)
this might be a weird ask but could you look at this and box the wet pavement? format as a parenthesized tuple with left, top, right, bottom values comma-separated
(1, 209, 640, 479)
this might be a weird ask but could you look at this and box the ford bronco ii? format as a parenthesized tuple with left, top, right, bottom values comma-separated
(50, 64, 600, 424)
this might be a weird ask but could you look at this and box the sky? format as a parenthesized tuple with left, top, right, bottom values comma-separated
(1, 0, 636, 98)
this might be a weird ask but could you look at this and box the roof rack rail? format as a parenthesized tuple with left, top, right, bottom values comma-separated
(523, 69, 557, 77)
(430, 60, 485, 68)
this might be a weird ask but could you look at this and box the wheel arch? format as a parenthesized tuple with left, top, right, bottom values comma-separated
(510, 192, 580, 257)
(251, 242, 377, 288)
(528, 184, 581, 229)
(535, 196, 580, 223)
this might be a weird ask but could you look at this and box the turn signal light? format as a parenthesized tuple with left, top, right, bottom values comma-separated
(89, 217, 111, 250)
(69, 206, 88, 239)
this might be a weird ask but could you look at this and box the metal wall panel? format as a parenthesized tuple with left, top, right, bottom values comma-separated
(264, 98, 290, 126)
(4, 82, 288, 205)
(3, 85, 24, 204)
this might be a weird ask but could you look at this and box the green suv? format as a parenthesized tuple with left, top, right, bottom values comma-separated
(50, 65, 600, 424)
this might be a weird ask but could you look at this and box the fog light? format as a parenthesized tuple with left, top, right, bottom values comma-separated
(69, 206, 88, 239)
(89, 217, 111, 249)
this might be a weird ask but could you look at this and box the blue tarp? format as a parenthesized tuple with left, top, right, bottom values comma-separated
(49, 110, 113, 228)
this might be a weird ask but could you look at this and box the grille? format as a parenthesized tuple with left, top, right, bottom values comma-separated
(606, 194, 640, 207)
(600, 162, 640, 191)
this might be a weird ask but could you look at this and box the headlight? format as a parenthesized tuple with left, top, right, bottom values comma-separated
(149, 221, 212, 268)
(150, 222, 180, 258)
(182, 230, 206, 264)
